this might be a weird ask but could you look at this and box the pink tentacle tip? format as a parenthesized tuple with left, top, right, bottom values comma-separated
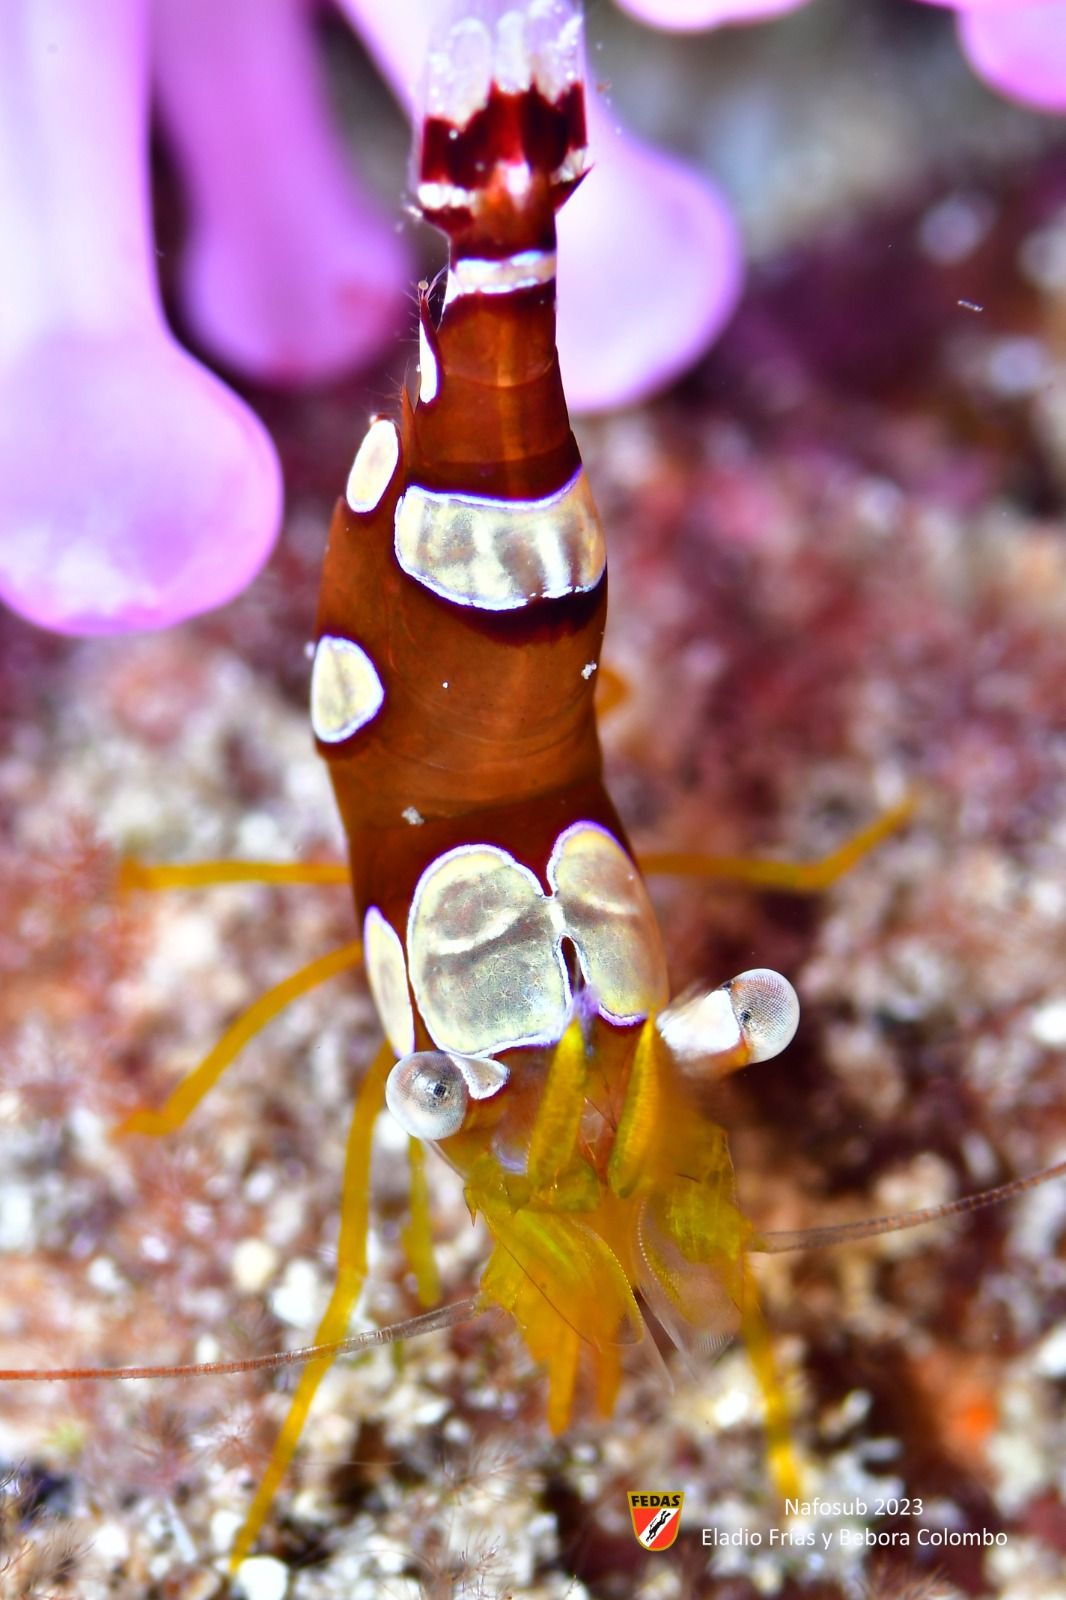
(152, 0, 412, 387)
(912, 0, 1050, 9)
(559, 97, 742, 412)
(956, 1, 1066, 115)
(0, 0, 283, 637)
(0, 331, 283, 636)
(613, 0, 808, 28)
(911, 2, 1066, 114)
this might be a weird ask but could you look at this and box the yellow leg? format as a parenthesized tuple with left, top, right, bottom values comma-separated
(594, 1340, 623, 1420)
(116, 942, 364, 1138)
(739, 1277, 800, 1504)
(229, 1042, 394, 1572)
(402, 1137, 441, 1308)
(546, 1324, 582, 1436)
(607, 1017, 662, 1200)
(638, 796, 915, 894)
(119, 858, 350, 891)
(525, 1018, 587, 1190)
(594, 661, 630, 719)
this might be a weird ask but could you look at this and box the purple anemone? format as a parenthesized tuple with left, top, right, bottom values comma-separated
(0, 0, 741, 635)
(0, 0, 282, 636)
(614, 0, 806, 25)
(12, 0, 1058, 640)
(953, 1, 1066, 113)
(633, 0, 1066, 115)
(151, 0, 412, 388)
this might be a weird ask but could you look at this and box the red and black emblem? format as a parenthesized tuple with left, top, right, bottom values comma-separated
(627, 1491, 685, 1551)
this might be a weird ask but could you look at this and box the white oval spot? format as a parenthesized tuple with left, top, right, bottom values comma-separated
(408, 843, 569, 1055)
(419, 321, 439, 404)
(364, 908, 416, 1057)
(394, 468, 606, 611)
(346, 418, 400, 514)
(310, 635, 385, 744)
(446, 249, 557, 301)
(548, 822, 669, 1023)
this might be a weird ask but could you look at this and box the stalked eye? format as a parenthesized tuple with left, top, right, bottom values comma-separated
(385, 1050, 508, 1140)
(725, 969, 800, 1063)
(386, 1054, 467, 1139)
(657, 967, 799, 1073)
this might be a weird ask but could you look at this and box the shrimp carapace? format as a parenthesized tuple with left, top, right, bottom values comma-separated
(310, 0, 802, 1487)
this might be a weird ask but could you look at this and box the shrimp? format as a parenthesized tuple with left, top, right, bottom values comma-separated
(3, 0, 1066, 1588)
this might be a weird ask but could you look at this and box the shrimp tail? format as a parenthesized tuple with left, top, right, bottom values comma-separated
(417, 0, 589, 258)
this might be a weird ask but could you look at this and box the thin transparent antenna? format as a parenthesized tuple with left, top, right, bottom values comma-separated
(0, 1298, 485, 1383)
(754, 1159, 1066, 1255)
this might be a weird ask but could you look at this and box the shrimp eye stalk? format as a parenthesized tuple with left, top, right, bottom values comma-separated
(656, 968, 800, 1077)
(386, 1051, 509, 1141)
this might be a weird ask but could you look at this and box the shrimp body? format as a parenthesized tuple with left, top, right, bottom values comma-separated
(311, 0, 796, 1443)
(15, 9, 1063, 1568)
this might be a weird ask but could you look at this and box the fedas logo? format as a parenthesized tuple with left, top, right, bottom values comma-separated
(627, 1491, 685, 1551)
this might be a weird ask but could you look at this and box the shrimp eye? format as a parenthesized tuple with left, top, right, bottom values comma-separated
(385, 1051, 508, 1140)
(725, 969, 800, 1063)
(657, 967, 800, 1070)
